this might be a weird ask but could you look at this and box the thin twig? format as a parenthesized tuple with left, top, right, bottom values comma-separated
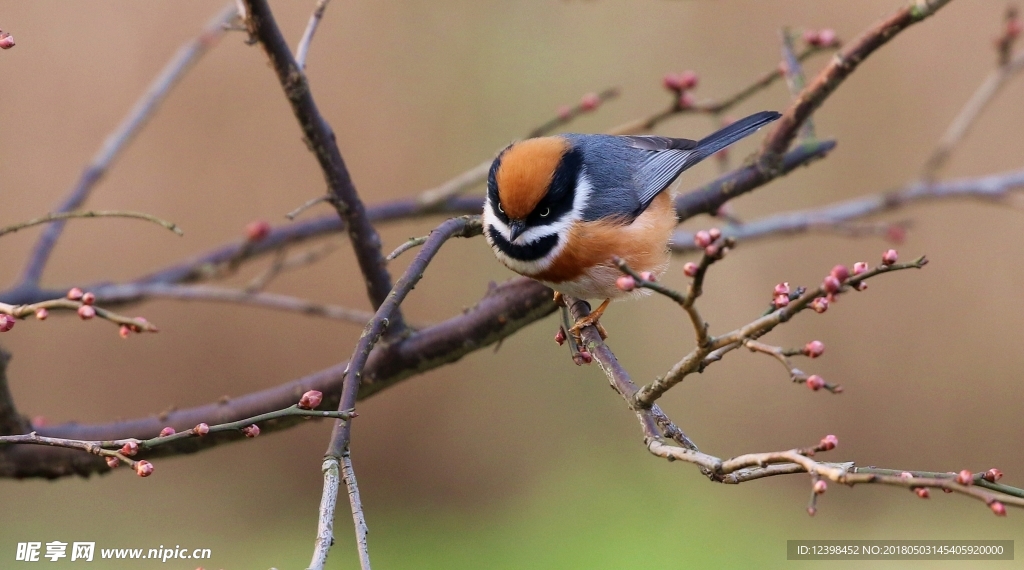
(385, 236, 429, 263)
(920, 49, 1024, 180)
(779, 27, 816, 141)
(759, 0, 953, 158)
(0, 210, 183, 239)
(244, 0, 401, 332)
(295, 0, 332, 70)
(309, 456, 340, 570)
(287, 195, 332, 220)
(343, 452, 371, 570)
(19, 3, 237, 287)
(672, 167, 1024, 252)
(94, 283, 379, 326)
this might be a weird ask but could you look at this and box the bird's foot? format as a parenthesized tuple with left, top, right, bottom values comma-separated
(553, 291, 566, 307)
(568, 298, 610, 341)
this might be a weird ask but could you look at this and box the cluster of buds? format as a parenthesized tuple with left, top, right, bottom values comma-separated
(663, 70, 699, 109)
(772, 282, 791, 309)
(802, 28, 839, 48)
(0, 30, 14, 50)
(693, 228, 727, 259)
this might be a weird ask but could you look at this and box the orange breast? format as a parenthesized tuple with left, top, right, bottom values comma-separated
(535, 192, 677, 283)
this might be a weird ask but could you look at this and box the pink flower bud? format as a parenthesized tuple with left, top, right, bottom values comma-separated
(774, 294, 790, 308)
(984, 468, 1003, 482)
(242, 424, 260, 438)
(135, 460, 154, 477)
(1008, 18, 1023, 39)
(900, 471, 914, 480)
(77, 305, 96, 320)
(942, 488, 953, 493)
(956, 470, 973, 485)
(820, 434, 838, 450)
(678, 91, 696, 109)
(806, 506, 816, 517)
(580, 92, 601, 111)
(915, 487, 930, 499)
(806, 375, 825, 391)
(0, 33, 15, 50)
(81, 292, 96, 305)
(639, 271, 655, 282)
(576, 349, 593, 364)
(193, 423, 210, 436)
(817, 28, 838, 47)
(663, 73, 685, 91)
(159, 427, 175, 437)
(693, 230, 712, 248)
(813, 480, 827, 494)
(678, 70, 699, 90)
(0, 314, 14, 333)
(852, 262, 868, 275)
(34, 308, 48, 320)
(708, 227, 722, 241)
(556, 105, 572, 120)
(554, 327, 567, 346)
(119, 325, 131, 339)
(120, 442, 139, 456)
(105, 456, 120, 468)
(852, 281, 867, 291)
(830, 265, 849, 282)
(804, 340, 825, 358)
(991, 501, 1007, 516)
(683, 262, 699, 277)
(802, 29, 821, 45)
(811, 297, 829, 313)
(823, 275, 841, 294)
(67, 287, 84, 301)
(245, 220, 271, 242)
(616, 275, 636, 292)
(882, 249, 898, 265)
(774, 282, 790, 296)
(299, 390, 323, 410)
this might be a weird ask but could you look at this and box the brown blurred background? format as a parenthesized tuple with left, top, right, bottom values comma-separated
(1, 1, 1023, 568)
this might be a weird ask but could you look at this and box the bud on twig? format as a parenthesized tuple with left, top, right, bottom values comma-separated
(77, 305, 96, 320)
(35, 308, 48, 320)
(120, 442, 139, 456)
(105, 456, 120, 468)
(81, 292, 96, 305)
(683, 262, 698, 277)
(852, 262, 868, 275)
(616, 275, 636, 292)
(580, 92, 601, 111)
(135, 460, 154, 477)
(915, 487, 930, 499)
(983, 468, 1003, 482)
(813, 480, 827, 494)
(811, 297, 829, 313)
(806, 375, 825, 391)
(245, 220, 271, 242)
(298, 390, 323, 410)
(67, 287, 84, 301)
(554, 327, 567, 346)
(694, 230, 712, 248)
(804, 340, 824, 358)
(242, 424, 260, 438)
(193, 423, 210, 436)
(0, 315, 14, 333)
(956, 470, 973, 485)
(0, 32, 15, 50)
(159, 427, 176, 437)
(882, 249, 898, 266)
(820, 435, 838, 450)
(990, 501, 1007, 516)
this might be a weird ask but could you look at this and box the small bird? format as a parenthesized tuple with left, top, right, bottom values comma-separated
(483, 110, 781, 338)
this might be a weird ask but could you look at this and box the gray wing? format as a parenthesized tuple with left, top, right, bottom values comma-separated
(625, 136, 702, 212)
(626, 111, 782, 212)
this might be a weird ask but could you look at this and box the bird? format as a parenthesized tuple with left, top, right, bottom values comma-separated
(483, 110, 781, 339)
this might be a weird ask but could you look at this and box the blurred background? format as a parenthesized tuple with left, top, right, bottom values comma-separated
(1, 0, 1023, 568)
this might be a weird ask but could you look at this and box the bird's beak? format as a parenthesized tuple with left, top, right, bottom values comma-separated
(508, 219, 526, 243)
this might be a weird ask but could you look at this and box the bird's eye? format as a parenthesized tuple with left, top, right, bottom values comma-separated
(497, 203, 504, 214)
(539, 207, 550, 218)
